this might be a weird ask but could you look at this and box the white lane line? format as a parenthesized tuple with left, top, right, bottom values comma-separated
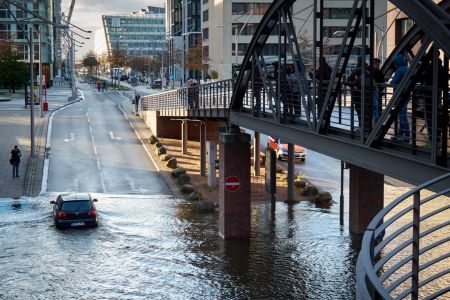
(88, 115, 106, 193)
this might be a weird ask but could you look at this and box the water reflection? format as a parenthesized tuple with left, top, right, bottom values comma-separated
(0, 194, 356, 299)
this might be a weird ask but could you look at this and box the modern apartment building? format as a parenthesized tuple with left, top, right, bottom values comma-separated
(202, 1, 273, 79)
(0, 0, 56, 84)
(167, 1, 387, 80)
(166, 0, 202, 83)
(102, 6, 166, 57)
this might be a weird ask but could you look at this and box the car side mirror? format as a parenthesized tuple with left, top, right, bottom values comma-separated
(93, 199, 98, 202)
(50, 201, 56, 204)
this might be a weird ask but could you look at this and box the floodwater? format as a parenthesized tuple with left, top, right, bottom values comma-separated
(0, 192, 357, 299)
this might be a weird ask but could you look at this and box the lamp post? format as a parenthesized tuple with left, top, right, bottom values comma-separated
(216, 9, 253, 77)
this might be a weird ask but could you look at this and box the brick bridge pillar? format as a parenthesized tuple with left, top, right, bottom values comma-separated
(219, 129, 251, 240)
(349, 165, 384, 235)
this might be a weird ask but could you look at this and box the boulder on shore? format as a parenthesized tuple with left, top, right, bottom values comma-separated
(148, 135, 159, 144)
(301, 185, 319, 197)
(160, 154, 172, 161)
(315, 191, 333, 206)
(171, 167, 187, 178)
(180, 184, 194, 194)
(187, 191, 202, 201)
(156, 146, 166, 155)
(192, 200, 216, 212)
(177, 173, 191, 185)
(167, 157, 178, 169)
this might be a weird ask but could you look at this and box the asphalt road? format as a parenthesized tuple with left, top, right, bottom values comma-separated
(46, 83, 170, 195)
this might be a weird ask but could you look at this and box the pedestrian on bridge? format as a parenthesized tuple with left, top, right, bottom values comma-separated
(390, 55, 410, 142)
(10, 145, 21, 178)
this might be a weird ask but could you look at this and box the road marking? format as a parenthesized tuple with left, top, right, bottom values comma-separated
(63, 132, 75, 143)
(109, 131, 122, 140)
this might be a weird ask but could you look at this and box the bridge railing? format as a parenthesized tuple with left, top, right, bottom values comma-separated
(240, 78, 449, 167)
(141, 79, 235, 112)
(356, 172, 450, 299)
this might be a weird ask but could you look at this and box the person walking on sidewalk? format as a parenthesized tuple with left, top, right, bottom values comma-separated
(134, 92, 141, 115)
(10, 145, 21, 178)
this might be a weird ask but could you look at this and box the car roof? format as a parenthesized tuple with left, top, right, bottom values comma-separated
(60, 193, 92, 201)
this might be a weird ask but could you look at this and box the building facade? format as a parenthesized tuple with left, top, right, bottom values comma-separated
(166, 0, 202, 84)
(102, 6, 166, 58)
(0, 0, 56, 84)
(202, 0, 387, 79)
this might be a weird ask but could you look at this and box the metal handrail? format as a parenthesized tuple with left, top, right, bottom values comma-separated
(141, 79, 235, 112)
(357, 172, 450, 299)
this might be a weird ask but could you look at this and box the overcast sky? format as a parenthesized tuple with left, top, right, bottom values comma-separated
(62, 0, 165, 57)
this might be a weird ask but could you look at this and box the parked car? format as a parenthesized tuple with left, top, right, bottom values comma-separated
(268, 136, 307, 162)
(50, 193, 99, 229)
(151, 79, 162, 89)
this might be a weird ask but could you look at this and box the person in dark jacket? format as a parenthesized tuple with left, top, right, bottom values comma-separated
(390, 54, 410, 141)
(10, 145, 21, 178)
(372, 58, 385, 122)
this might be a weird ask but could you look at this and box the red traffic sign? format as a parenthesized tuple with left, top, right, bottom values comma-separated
(225, 176, 240, 192)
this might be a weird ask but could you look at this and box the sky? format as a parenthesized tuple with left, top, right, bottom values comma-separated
(61, 0, 165, 58)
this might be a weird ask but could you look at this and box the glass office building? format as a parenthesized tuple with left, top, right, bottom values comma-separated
(102, 6, 165, 57)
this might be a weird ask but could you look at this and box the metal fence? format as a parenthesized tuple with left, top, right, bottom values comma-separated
(356, 172, 450, 299)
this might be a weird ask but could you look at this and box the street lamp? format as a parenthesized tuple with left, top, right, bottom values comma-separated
(216, 9, 253, 75)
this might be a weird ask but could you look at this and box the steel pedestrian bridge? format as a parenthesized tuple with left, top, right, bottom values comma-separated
(140, 1, 450, 299)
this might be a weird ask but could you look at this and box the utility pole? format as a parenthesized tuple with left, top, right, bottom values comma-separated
(38, 25, 43, 118)
(71, 31, 76, 97)
(29, 27, 35, 157)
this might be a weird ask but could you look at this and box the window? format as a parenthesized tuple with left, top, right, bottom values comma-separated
(61, 201, 92, 213)
(203, 46, 209, 59)
(203, 10, 208, 22)
(232, 3, 270, 15)
(202, 27, 209, 39)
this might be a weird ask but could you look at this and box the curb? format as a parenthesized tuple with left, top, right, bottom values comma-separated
(114, 93, 184, 200)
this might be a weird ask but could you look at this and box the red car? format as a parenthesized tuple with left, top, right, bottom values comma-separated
(268, 136, 307, 162)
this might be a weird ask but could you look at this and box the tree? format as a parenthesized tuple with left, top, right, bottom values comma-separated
(0, 43, 29, 93)
(186, 44, 209, 79)
(108, 48, 127, 69)
(82, 50, 99, 75)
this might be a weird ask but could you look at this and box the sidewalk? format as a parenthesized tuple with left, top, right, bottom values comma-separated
(0, 84, 79, 198)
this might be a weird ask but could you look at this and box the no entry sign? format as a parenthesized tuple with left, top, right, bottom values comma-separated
(225, 176, 241, 192)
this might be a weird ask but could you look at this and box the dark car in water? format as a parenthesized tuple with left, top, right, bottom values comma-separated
(50, 193, 99, 229)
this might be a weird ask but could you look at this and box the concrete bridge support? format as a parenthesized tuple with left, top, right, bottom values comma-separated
(182, 121, 188, 155)
(349, 165, 384, 235)
(219, 129, 251, 240)
(253, 132, 261, 176)
(200, 122, 206, 176)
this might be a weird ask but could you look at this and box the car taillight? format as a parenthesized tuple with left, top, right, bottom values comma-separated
(57, 211, 67, 218)
(88, 209, 97, 217)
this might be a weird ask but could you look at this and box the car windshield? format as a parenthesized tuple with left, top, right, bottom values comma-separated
(61, 201, 92, 212)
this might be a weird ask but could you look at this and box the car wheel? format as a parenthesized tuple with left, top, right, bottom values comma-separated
(301, 158, 305, 163)
(277, 151, 282, 161)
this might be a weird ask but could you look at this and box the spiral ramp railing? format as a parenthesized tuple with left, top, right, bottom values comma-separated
(356, 173, 450, 299)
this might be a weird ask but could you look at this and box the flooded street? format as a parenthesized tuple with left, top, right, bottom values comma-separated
(0, 192, 356, 299)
